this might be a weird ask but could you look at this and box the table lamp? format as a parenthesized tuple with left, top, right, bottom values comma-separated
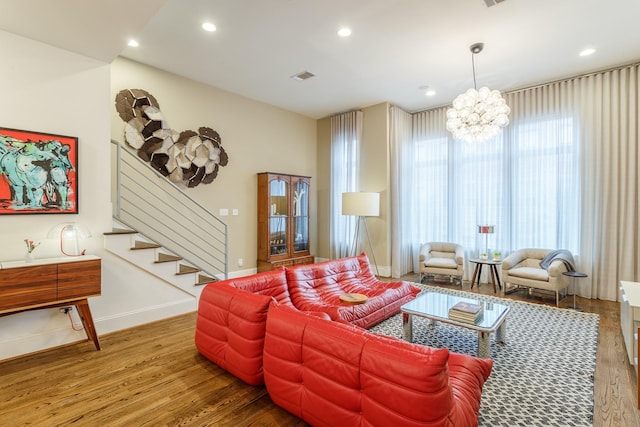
(478, 225, 494, 258)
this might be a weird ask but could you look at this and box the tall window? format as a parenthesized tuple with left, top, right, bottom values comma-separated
(330, 111, 362, 259)
(408, 109, 580, 271)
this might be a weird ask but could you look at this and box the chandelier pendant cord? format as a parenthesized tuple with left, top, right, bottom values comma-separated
(472, 52, 478, 90)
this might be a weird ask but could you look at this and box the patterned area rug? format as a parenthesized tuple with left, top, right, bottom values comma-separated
(369, 283, 599, 427)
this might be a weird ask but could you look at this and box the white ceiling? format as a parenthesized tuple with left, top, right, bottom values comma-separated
(2, 0, 640, 119)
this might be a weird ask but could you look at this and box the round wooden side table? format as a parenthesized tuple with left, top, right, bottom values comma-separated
(563, 271, 587, 311)
(469, 258, 503, 293)
(339, 293, 368, 305)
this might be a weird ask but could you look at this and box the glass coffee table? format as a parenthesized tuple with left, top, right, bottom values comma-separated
(401, 292, 510, 358)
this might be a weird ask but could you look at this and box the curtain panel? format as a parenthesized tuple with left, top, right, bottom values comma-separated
(390, 63, 640, 301)
(389, 106, 413, 277)
(330, 110, 363, 259)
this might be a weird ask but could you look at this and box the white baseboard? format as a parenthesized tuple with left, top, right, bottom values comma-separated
(96, 298, 196, 335)
(225, 267, 258, 279)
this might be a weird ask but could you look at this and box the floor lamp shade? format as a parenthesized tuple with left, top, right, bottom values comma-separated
(342, 192, 380, 217)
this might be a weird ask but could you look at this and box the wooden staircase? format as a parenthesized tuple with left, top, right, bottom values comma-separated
(103, 228, 217, 296)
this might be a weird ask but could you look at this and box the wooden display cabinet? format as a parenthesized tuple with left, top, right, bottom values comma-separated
(257, 172, 314, 272)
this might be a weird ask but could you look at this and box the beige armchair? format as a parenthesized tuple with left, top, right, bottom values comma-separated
(418, 242, 465, 285)
(501, 248, 571, 306)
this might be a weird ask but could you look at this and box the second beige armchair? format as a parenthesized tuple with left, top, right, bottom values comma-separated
(418, 242, 465, 286)
(501, 248, 572, 306)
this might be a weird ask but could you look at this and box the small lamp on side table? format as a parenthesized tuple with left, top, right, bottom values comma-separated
(477, 225, 494, 259)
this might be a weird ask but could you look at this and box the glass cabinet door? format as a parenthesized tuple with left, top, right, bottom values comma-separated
(269, 178, 288, 255)
(292, 180, 309, 253)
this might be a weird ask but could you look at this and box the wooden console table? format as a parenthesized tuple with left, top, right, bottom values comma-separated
(0, 256, 102, 350)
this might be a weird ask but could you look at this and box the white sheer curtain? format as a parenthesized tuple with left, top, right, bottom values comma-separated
(404, 102, 580, 279)
(578, 65, 640, 300)
(390, 63, 640, 300)
(389, 106, 413, 277)
(330, 110, 362, 259)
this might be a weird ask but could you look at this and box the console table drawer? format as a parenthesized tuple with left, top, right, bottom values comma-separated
(58, 259, 101, 300)
(0, 265, 57, 311)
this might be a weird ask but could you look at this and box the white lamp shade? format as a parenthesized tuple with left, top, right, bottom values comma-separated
(48, 222, 92, 256)
(342, 192, 380, 217)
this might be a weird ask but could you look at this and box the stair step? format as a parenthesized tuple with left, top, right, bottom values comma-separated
(132, 241, 162, 250)
(197, 274, 217, 285)
(177, 264, 199, 275)
(105, 223, 225, 292)
(155, 253, 183, 263)
(104, 228, 137, 235)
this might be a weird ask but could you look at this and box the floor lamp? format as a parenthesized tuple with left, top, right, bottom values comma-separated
(342, 192, 380, 276)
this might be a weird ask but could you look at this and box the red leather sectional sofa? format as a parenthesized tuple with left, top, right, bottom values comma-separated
(195, 254, 493, 426)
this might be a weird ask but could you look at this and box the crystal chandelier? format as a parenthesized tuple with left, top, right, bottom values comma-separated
(446, 43, 510, 142)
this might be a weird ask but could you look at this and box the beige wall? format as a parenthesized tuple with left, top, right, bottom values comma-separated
(110, 58, 318, 271)
(360, 103, 391, 271)
(316, 103, 392, 274)
(0, 30, 112, 262)
(316, 117, 332, 259)
(0, 30, 113, 359)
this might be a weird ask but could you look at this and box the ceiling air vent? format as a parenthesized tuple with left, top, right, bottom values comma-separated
(290, 71, 315, 81)
(484, 0, 506, 6)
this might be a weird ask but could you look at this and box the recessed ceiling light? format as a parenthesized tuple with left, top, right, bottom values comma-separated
(202, 22, 217, 32)
(579, 47, 596, 57)
(337, 28, 352, 37)
(128, 39, 139, 47)
(419, 86, 436, 96)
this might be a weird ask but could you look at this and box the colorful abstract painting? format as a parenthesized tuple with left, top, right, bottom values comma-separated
(0, 127, 78, 214)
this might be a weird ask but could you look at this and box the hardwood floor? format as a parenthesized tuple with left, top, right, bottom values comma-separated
(0, 276, 638, 426)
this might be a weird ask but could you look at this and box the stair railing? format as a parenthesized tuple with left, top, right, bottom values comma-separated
(111, 140, 227, 280)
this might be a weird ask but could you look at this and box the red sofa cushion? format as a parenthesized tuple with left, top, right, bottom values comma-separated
(263, 303, 492, 427)
(195, 281, 272, 386)
(226, 268, 293, 306)
(285, 253, 420, 328)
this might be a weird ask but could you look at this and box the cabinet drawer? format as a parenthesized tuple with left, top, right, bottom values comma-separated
(0, 265, 57, 311)
(293, 256, 315, 265)
(272, 260, 295, 268)
(57, 259, 102, 300)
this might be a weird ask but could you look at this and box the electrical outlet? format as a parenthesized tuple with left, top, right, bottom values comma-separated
(59, 307, 72, 314)
(238, 258, 244, 267)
